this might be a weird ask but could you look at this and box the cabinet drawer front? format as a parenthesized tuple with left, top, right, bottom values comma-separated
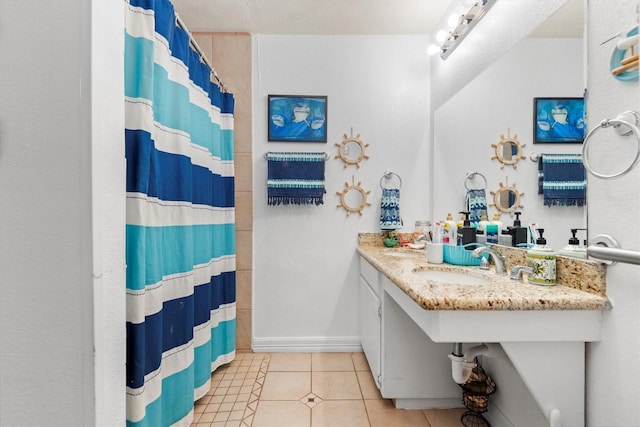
(360, 257, 381, 296)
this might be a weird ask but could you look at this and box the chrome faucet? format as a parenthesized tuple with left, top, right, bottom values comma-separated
(472, 247, 507, 274)
(509, 265, 533, 281)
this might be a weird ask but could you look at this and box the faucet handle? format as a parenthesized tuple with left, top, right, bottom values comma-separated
(510, 265, 533, 281)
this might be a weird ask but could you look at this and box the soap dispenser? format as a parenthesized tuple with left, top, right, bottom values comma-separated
(509, 211, 529, 248)
(526, 228, 556, 285)
(457, 210, 477, 248)
(559, 228, 587, 259)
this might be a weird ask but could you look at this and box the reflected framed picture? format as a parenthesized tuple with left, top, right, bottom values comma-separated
(268, 95, 328, 142)
(533, 97, 586, 144)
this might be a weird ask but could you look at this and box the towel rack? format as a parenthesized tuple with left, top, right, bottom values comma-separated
(582, 110, 640, 179)
(263, 152, 330, 161)
(379, 170, 402, 189)
(464, 171, 487, 191)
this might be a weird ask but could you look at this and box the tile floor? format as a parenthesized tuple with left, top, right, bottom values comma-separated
(191, 352, 468, 427)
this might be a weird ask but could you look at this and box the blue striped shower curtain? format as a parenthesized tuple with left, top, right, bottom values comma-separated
(125, 0, 236, 425)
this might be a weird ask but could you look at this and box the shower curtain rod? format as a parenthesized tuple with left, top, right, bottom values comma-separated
(175, 13, 227, 92)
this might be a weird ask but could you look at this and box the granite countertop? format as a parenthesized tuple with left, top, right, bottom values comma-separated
(357, 235, 611, 312)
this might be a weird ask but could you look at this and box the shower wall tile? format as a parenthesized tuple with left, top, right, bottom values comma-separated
(236, 308, 252, 351)
(196, 31, 253, 352)
(209, 33, 252, 77)
(233, 112, 252, 153)
(236, 270, 252, 311)
(234, 152, 253, 193)
(235, 191, 253, 231)
(235, 230, 252, 272)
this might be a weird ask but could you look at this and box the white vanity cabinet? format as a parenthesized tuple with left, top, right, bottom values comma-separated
(359, 256, 461, 409)
(359, 257, 382, 387)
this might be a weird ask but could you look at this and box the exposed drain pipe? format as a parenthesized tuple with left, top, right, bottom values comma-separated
(448, 343, 506, 385)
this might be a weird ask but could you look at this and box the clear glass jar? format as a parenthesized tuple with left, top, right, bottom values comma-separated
(414, 220, 432, 242)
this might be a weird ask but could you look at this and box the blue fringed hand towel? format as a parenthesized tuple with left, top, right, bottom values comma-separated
(538, 153, 586, 207)
(466, 189, 487, 226)
(267, 152, 326, 206)
(380, 188, 403, 230)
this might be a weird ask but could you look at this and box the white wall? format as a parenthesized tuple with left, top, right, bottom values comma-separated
(433, 38, 586, 251)
(585, 1, 640, 426)
(252, 35, 430, 351)
(0, 1, 125, 425)
(430, 0, 568, 111)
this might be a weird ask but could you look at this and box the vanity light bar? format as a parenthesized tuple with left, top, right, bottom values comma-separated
(439, 0, 495, 60)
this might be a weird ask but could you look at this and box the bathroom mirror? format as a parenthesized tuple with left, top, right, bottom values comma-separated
(334, 133, 370, 168)
(491, 130, 526, 169)
(336, 180, 371, 216)
(431, 0, 586, 250)
(490, 180, 524, 214)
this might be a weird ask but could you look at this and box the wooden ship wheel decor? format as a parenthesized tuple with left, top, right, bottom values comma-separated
(491, 128, 526, 169)
(489, 178, 524, 215)
(336, 178, 371, 216)
(334, 131, 370, 169)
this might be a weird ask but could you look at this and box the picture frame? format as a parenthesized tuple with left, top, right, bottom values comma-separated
(533, 97, 586, 144)
(268, 95, 328, 142)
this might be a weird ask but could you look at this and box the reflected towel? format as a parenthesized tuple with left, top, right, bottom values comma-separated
(267, 152, 326, 206)
(538, 153, 586, 207)
(380, 188, 402, 230)
(466, 189, 487, 226)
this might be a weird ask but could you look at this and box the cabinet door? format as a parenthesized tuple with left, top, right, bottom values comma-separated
(359, 277, 381, 388)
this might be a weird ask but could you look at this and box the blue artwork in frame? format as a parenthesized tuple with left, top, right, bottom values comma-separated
(534, 97, 586, 143)
(268, 95, 327, 142)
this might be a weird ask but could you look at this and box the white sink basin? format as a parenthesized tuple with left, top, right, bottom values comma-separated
(383, 249, 424, 258)
(412, 269, 491, 285)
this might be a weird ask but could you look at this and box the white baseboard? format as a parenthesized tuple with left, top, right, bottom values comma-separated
(252, 336, 362, 353)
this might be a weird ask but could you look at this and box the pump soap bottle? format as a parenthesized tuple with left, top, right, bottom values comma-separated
(559, 228, 587, 259)
(457, 211, 477, 248)
(526, 229, 556, 285)
(509, 211, 529, 248)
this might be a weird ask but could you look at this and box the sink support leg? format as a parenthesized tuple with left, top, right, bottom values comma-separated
(500, 341, 584, 427)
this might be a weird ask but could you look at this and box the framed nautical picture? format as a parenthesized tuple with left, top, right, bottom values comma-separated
(533, 97, 586, 144)
(268, 95, 328, 142)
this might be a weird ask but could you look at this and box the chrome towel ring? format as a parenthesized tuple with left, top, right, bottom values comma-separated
(464, 171, 487, 191)
(380, 170, 402, 189)
(582, 111, 640, 179)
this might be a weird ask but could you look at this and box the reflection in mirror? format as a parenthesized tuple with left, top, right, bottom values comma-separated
(431, 0, 586, 250)
(334, 133, 370, 168)
(336, 180, 371, 216)
(490, 180, 524, 214)
(491, 130, 526, 169)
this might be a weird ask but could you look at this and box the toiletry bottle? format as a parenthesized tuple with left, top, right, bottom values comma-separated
(526, 229, 556, 285)
(559, 228, 587, 259)
(509, 211, 528, 248)
(457, 211, 477, 248)
(485, 224, 498, 244)
(498, 230, 513, 246)
(443, 213, 458, 246)
(477, 210, 489, 233)
(490, 213, 503, 234)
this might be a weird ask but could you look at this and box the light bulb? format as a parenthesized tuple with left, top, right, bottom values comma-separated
(436, 30, 448, 43)
(427, 44, 441, 55)
(447, 14, 460, 28)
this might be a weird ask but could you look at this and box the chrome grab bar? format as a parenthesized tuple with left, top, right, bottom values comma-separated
(587, 246, 640, 266)
(587, 234, 640, 266)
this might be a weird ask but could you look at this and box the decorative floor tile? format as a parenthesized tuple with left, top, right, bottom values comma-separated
(191, 352, 465, 427)
(299, 392, 323, 408)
